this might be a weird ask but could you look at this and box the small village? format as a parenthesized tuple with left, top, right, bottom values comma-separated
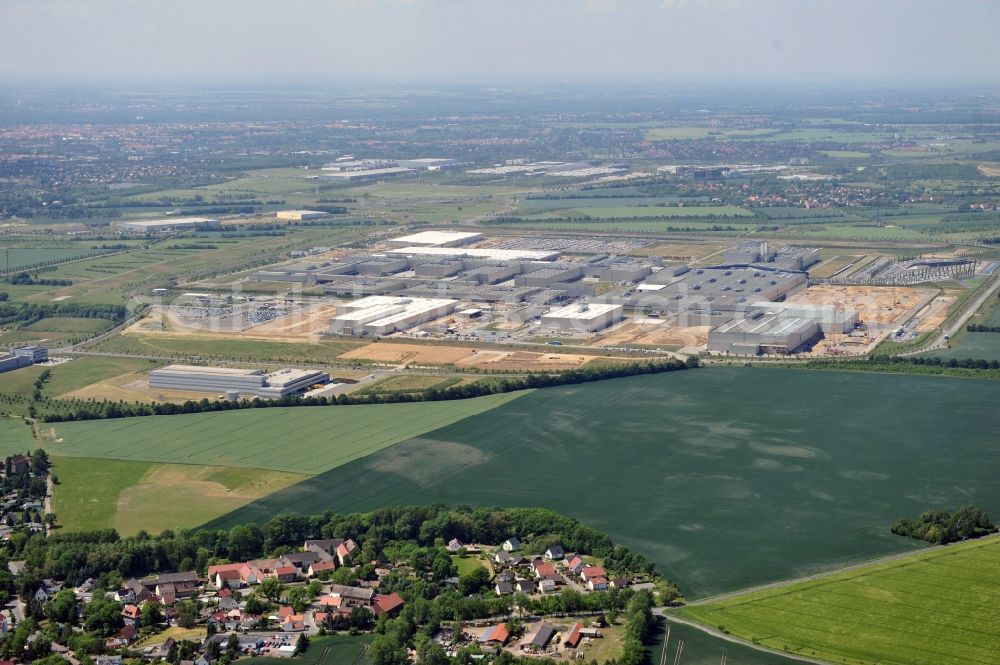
(0, 515, 657, 665)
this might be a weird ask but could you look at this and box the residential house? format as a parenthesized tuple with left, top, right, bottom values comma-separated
(276, 551, 324, 574)
(532, 561, 557, 580)
(335, 540, 359, 567)
(121, 604, 141, 627)
(494, 550, 511, 565)
(142, 572, 201, 603)
(496, 570, 515, 584)
(544, 545, 565, 561)
(0, 611, 9, 635)
(308, 560, 336, 577)
(587, 577, 609, 591)
(274, 566, 299, 583)
(372, 592, 404, 618)
(581, 566, 606, 582)
(117, 579, 152, 604)
(495, 581, 513, 596)
(446, 538, 465, 554)
(106, 625, 137, 649)
(327, 584, 375, 608)
(502, 537, 521, 552)
(565, 556, 585, 574)
(515, 580, 535, 595)
(479, 623, 510, 646)
(537, 579, 556, 594)
(95, 656, 123, 665)
(33, 580, 61, 603)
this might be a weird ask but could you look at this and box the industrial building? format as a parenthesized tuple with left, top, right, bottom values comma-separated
(629, 266, 808, 326)
(722, 241, 820, 271)
(118, 217, 220, 233)
(385, 246, 560, 261)
(148, 365, 329, 398)
(386, 231, 484, 247)
(328, 296, 459, 336)
(0, 346, 48, 375)
(708, 313, 820, 356)
(12, 346, 48, 364)
(276, 210, 329, 221)
(320, 167, 413, 182)
(540, 303, 624, 332)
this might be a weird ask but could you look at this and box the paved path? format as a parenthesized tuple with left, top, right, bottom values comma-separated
(902, 272, 1000, 356)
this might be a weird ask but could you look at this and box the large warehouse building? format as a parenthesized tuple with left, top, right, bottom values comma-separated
(149, 365, 329, 398)
(386, 230, 484, 248)
(119, 217, 220, 233)
(385, 246, 560, 261)
(540, 303, 624, 332)
(276, 210, 329, 221)
(328, 296, 459, 336)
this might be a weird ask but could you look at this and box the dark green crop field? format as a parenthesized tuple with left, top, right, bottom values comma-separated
(205, 367, 1000, 599)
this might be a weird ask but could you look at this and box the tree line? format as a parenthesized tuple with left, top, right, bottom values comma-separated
(0, 302, 127, 328)
(40, 357, 697, 422)
(891, 506, 996, 545)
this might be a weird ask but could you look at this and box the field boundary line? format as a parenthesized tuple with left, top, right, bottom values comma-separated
(658, 613, 832, 665)
(684, 533, 1000, 607)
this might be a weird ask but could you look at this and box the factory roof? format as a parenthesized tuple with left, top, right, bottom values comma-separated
(120, 217, 218, 228)
(714, 315, 815, 336)
(388, 230, 484, 246)
(386, 246, 559, 261)
(153, 365, 262, 376)
(542, 303, 622, 320)
(263, 368, 328, 387)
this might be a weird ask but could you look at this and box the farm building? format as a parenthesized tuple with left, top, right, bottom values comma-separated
(540, 303, 624, 332)
(118, 217, 220, 233)
(275, 210, 329, 221)
(328, 296, 459, 336)
(386, 230, 484, 248)
(148, 365, 328, 398)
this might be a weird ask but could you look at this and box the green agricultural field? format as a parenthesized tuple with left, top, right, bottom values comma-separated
(522, 205, 753, 219)
(51, 456, 152, 532)
(356, 374, 460, 395)
(651, 619, 803, 665)
(206, 368, 1000, 599)
(0, 247, 112, 271)
(25, 317, 114, 334)
(0, 417, 34, 456)
(924, 333, 1000, 361)
(242, 633, 372, 665)
(676, 536, 1000, 665)
(50, 456, 306, 534)
(45, 391, 526, 474)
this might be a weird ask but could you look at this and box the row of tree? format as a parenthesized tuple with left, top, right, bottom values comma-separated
(891, 506, 996, 545)
(41, 357, 698, 422)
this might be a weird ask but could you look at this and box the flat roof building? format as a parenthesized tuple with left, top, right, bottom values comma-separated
(385, 246, 559, 261)
(276, 210, 329, 221)
(329, 296, 459, 336)
(12, 346, 48, 364)
(540, 303, 624, 332)
(118, 217, 220, 233)
(386, 231, 484, 248)
(149, 364, 328, 398)
(708, 314, 819, 356)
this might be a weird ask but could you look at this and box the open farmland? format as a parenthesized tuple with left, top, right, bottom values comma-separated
(43, 391, 526, 473)
(205, 368, 1000, 599)
(0, 417, 34, 456)
(0, 247, 115, 271)
(676, 536, 1000, 665)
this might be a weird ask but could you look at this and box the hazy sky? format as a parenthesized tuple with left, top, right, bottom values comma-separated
(3, 0, 999, 83)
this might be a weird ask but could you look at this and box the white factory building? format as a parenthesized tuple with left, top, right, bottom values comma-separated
(276, 210, 329, 221)
(385, 246, 559, 261)
(540, 303, 624, 332)
(119, 217, 220, 233)
(386, 230, 485, 248)
(329, 296, 459, 336)
(148, 364, 329, 398)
